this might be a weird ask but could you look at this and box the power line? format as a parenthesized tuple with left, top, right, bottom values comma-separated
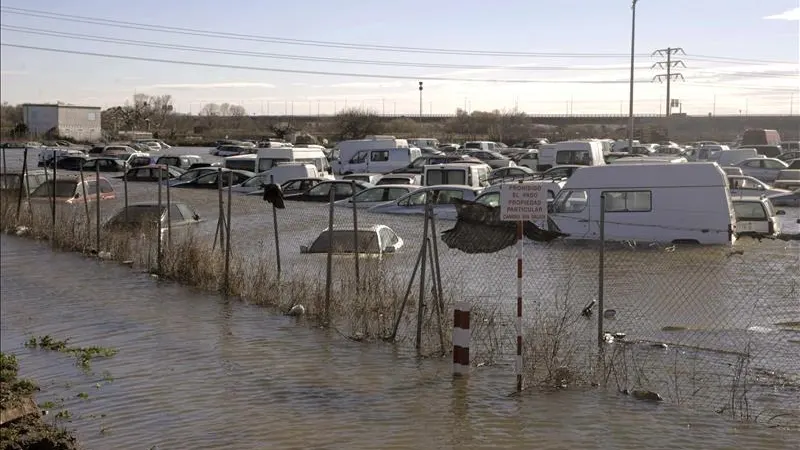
(0, 42, 656, 84)
(0, 25, 655, 72)
(1, 5, 795, 65)
(2, 42, 794, 93)
(0, 6, 638, 58)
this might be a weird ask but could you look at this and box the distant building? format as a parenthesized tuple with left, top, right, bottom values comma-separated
(22, 103, 102, 141)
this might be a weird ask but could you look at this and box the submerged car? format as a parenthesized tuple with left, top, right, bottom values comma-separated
(118, 164, 186, 182)
(103, 202, 203, 242)
(28, 175, 115, 204)
(283, 180, 372, 202)
(171, 169, 254, 189)
(367, 185, 482, 220)
(300, 225, 403, 255)
(333, 185, 419, 209)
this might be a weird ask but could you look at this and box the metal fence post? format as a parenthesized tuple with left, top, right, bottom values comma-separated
(516, 219, 523, 392)
(224, 171, 233, 293)
(325, 186, 336, 325)
(165, 166, 172, 249)
(123, 165, 129, 223)
(351, 179, 360, 291)
(415, 202, 430, 353)
(51, 156, 57, 246)
(270, 174, 281, 278)
(157, 168, 163, 273)
(598, 193, 606, 349)
(15, 148, 27, 217)
(78, 164, 90, 248)
(453, 302, 471, 377)
(95, 163, 100, 254)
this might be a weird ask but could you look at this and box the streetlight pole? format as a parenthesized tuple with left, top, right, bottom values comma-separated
(627, 0, 638, 152)
(419, 82, 424, 122)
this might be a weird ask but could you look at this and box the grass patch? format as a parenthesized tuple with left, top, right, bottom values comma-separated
(0, 353, 39, 409)
(24, 336, 117, 373)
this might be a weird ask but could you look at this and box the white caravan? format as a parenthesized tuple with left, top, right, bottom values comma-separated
(256, 147, 330, 175)
(548, 163, 736, 245)
(223, 154, 258, 172)
(537, 140, 606, 171)
(336, 147, 422, 175)
(333, 136, 408, 163)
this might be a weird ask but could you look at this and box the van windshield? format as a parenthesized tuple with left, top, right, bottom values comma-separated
(226, 160, 255, 171)
(259, 158, 291, 172)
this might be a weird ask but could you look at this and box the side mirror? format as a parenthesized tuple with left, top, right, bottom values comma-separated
(193, 214, 200, 221)
(775, 210, 786, 216)
(300, 245, 309, 253)
(384, 245, 396, 253)
(74, 192, 81, 199)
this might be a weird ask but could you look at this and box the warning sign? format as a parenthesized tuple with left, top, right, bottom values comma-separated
(500, 183, 547, 221)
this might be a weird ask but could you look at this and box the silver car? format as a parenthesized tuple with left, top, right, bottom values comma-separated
(367, 185, 482, 220)
(333, 185, 419, 209)
(736, 158, 789, 183)
(727, 175, 789, 198)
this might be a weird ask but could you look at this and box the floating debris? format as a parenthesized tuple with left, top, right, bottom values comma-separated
(603, 309, 617, 319)
(14, 226, 30, 236)
(287, 304, 305, 317)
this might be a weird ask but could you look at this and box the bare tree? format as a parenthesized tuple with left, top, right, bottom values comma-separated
(200, 103, 220, 116)
(229, 105, 247, 117)
(333, 108, 383, 140)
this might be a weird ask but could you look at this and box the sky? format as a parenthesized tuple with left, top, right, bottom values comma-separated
(0, 0, 798, 116)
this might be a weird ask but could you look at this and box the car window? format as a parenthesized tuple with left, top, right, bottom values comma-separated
(282, 180, 300, 191)
(371, 150, 389, 162)
(745, 160, 760, 168)
(476, 192, 500, 207)
(399, 191, 427, 206)
(83, 160, 96, 169)
(84, 181, 98, 195)
(168, 204, 184, 221)
(194, 173, 219, 185)
(354, 188, 385, 203)
(763, 160, 785, 169)
(554, 190, 588, 213)
(334, 183, 353, 196)
(307, 183, 331, 197)
(733, 202, 767, 220)
(387, 188, 410, 200)
(435, 189, 465, 204)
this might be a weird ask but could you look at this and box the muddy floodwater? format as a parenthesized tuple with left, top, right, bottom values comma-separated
(2, 236, 799, 449)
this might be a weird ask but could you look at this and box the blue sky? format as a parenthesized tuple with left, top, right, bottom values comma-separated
(1, 0, 798, 115)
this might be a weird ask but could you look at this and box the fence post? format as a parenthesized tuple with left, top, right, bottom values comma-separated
(157, 169, 163, 274)
(598, 193, 606, 349)
(95, 163, 101, 254)
(165, 167, 172, 249)
(270, 174, 281, 278)
(453, 302, 471, 377)
(217, 169, 225, 256)
(224, 171, 233, 293)
(51, 156, 57, 247)
(78, 165, 90, 249)
(123, 165, 129, 223)
(324, 186, 336, 325)
(351, 179, 360, 291)
(1, 147, 6, 179)
(415, 202, 431, 353)
(15, 149, 27, 217)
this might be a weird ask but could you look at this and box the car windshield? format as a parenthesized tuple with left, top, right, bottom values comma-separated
(31, 180, 76, 198)
(176, 170, 204, 181)
(242, 175, 267, 187)
(777, 171, 800, 180)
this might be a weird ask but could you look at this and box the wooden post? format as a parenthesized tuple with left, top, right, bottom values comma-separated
(453, 302, 471, 377)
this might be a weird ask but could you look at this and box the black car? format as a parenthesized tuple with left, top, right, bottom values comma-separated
(82, 157, 127, 172)
(387, 155, 481, 174)
(171, 169, 255, 189)
(46, 155, 88, 171)
(284, 180, 372, 202)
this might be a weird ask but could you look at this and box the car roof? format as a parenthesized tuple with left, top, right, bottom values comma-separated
(731, 196, 768, 202)
(362, 184, 419, 189)
(419, 184, 481, 191)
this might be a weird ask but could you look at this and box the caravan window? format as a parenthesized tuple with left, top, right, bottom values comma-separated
(225, 159, 255, 171)
(604, 191, 651, 212)
(556, 150, 591, 165)
(371, 150, 389, 162)
(553, 190, 588, 213)
(350, 151, 368, 164)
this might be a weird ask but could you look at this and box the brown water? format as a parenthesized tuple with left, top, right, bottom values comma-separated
(2, 235, 799, 449)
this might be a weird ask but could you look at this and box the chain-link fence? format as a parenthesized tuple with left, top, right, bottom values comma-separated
(1, 162, 798, 427)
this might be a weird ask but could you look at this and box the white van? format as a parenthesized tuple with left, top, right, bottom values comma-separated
(537, 140, 606, 172)
(463, 141, 500, 152)
(334, 136, 409, 162)
(423, 163, 492, 188)
(691, 145, 730, 162)
(548, 163, 735, 245)
(256, 147, 330, 175)
(259, 163, 326, 185)
(224, 154, 257, 172)
(336, 147, 422, 175)
(714, 148, 760, 167)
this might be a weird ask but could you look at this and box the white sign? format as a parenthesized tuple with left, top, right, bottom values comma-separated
(500, 183, 547, 221)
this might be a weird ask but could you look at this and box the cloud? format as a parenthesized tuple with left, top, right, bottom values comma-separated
(144, 82, 276, 90)
(764, 7, 800, 20)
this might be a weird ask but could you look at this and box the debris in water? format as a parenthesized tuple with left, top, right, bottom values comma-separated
(122, 260, 134, 266)
(14, 226, 29, 236)
(603, 309, 616, 319)
(651, 343, 668, 349)
(632, 390, 663, 402)
(580, 299, 596, 317)
(613, 332, 626, 340)
(98, 251, 112, 260)
(287, 304, 305, 317)
(603, 333, 615, 344)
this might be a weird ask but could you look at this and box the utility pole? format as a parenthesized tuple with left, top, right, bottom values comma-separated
(418, 81, 424, 122)
(627, 0, 638, 154)
(651, 47, 686, 117)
